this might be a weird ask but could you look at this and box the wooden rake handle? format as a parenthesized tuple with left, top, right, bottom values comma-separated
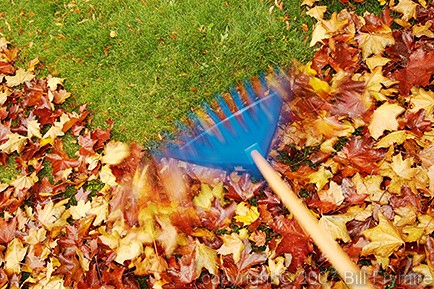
(250, 150, 374, 289)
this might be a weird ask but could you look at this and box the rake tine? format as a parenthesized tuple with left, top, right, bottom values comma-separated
(200, 102, 227, 143)
(228, 86, 255, 130)
(228, 86, 244, 110)
(216, 94, 245, 136)
(201, 102, 220, 124)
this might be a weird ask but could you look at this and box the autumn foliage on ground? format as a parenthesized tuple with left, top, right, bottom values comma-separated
(1, 0, 434, 288)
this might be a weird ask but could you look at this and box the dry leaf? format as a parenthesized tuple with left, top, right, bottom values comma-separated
(368, 102, 405, 139)
(362, 212, 404, 258)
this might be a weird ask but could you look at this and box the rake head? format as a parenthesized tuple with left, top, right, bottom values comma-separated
(160, 69, 290, 173)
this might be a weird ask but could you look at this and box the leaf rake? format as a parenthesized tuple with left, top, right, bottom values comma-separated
(160, 69, 373, 289)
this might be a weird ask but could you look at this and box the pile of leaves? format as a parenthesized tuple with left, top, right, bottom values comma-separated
(1, 0, 434, 288)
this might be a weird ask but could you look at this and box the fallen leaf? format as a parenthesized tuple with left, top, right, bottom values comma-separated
(362, 212, 404, 258)
(5, 68, 34, 86)
(306, 6, 327, 20)
(391, 0, 418, 21)
(412, 22, 434, 38)
(0, 133, 28, 154)
(5, 238, 27, 274)
(368, 102, 405, 139)
(101, 141, 130, 165)
(234, 202, 260, 225)
(47, 76, 65, 91)
(318, 180, 345, 206)
(217, 233, 245, 263)
(308, 165, 332, 190)
(355, 23, 395, 59)
(409, 87, 434, 116)
(195, 240, 217, 276)
(392, 48, 434, 96)
(319, 214, 352, 242)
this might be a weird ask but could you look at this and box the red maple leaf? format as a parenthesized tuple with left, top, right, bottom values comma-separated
(335, 135, 387, 175)
(45, 139, 80, 182)
(0, 217, 16, 244)
(392, 48, 434, 96)
(269, 215, 313, 272)
(401, 109, 432, 136)
(226, 173, 264, 201)
(0, 61, 15, 75)
(330, 76, 368, 118)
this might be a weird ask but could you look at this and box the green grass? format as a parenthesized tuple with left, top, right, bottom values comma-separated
(1, 0, 313, 144)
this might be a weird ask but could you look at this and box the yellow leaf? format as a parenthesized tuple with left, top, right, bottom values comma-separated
(375, 130, 414, 148)
(394, 206, 417, 227)
(156, 215, 178, 255)
(318, 181, 345, 206)
(234, 202, 259, 225)
(40, 137, 54, 147)
(134, 246, 168, 277)
(361, 67, 398, 98)
(362, 212, 404, 258)
(319, 214, 352, 242)
(42, 113, 70, 140)
(0, 37, 10, 49)
(27, 119, 42, 139)
(355, 27, 395, 59)
(88, 196, 109, 226)
(368, 102, 405, 139)
(309, 77, 331, 98)
(309, 165, 332, 190)
(412, 22, 434, 38)
(10, 172, 38, 193)
(268, 256, 286, 285)
(390, 153, 417, 179)
(402, 225, 425, 242)
(306, 6, 327, 20)
(193, 183, 223, 211)
(413, 264, 434, 286)
(37, 199, 70, 231)
(409, 87, 434, 116)
(312, 114, 354, 139)
(418, 144, 434, 169)
(366, 55, 391, 71)
(0, 90, 8, 106)
(24, 227, 46, 245)
(5, 68, 35, 87)
(310, 13, 349, 46)
(27, 58, 40, 72)
(195, 240, 217, 276)
(47, 76, 65, 91)
(69, 199, 92, 220)
(428, 166, 434, 195)
(101, 141, 130, 165)
(99, 226, 120, 249)
(99, 165, 118, 186)
(418, 214, 434, 235)
(0, 133, 28, 154)
(217, 233, 244, 263)
(391, 0, 418, 21)
(115, 231, 143, 264)
(5, 238, 27, 274)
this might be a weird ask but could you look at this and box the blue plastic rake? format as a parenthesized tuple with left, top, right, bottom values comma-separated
(163, 72, 284, 173)
(160, 69, 373, 289)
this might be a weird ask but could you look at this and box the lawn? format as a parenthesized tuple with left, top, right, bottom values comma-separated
(1, 0, 313, 144)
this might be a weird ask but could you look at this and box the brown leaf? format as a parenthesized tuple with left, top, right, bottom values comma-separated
(336, 135, 387, 175)
(269, 215, 313, 272)
(392, 48, 434, 96)
(0, 217, 16, 244)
